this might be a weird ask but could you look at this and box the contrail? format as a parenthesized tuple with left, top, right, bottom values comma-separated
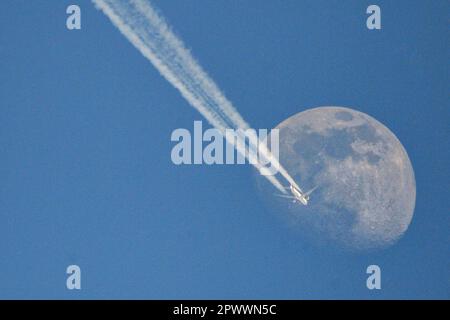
(93, 0, 301, 193)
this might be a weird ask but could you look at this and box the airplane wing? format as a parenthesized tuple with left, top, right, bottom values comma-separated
(305, 186, 318, 196)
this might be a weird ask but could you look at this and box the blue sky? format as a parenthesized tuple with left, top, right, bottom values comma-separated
(0, 0, 448, 299)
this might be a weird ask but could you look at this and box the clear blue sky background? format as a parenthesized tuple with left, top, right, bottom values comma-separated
(0, 0, 448, 299)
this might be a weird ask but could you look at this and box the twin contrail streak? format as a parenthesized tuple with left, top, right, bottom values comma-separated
(93, 0, 301, 194)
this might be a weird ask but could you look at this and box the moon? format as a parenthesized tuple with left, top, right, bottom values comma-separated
(255, 107, 416, 251)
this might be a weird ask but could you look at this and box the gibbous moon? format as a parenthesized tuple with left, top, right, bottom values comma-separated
(256, 107, 416, 251)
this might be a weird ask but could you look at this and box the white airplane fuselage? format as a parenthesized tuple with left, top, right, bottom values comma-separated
(289, 185, 309, 205)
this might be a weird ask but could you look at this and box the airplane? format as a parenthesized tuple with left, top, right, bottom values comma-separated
(275, 185, 318, 206)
